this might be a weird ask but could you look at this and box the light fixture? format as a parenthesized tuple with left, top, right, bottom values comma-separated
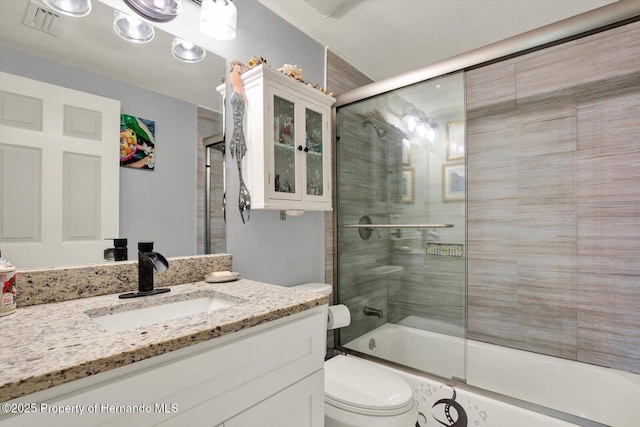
(401, 103, 438, 143)
(123, 0, 182, 22)
(172, 37, 206, 63)
(200, 0, 237, 40)
(113, 10, 155, 44)
(42, 0, 92, 17)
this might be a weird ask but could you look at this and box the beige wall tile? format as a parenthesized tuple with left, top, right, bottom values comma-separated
(466, 62, 516, 116)
(467, 20, 640, 373)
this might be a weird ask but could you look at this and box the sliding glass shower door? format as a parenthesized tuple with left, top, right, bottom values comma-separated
(335, 72, 466, 381)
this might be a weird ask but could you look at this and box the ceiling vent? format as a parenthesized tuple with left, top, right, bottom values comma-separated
(23, 0, 64, 36)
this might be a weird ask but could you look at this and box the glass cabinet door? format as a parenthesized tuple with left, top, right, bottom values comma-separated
(269, 86, 331, 206)
(304, 106, 324, 198)
(272, 93, 297, 198)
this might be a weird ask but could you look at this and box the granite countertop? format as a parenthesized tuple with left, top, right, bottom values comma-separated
(0, 279, 328, 402)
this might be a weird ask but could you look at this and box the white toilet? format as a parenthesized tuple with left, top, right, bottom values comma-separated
(292, 283, 418, 427)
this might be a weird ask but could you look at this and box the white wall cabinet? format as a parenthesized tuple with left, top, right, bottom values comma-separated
(218, 65, 335, 211)
(1, 307, 327, 427)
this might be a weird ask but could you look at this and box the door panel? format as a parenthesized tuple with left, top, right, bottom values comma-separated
(0, 72, 120, 268)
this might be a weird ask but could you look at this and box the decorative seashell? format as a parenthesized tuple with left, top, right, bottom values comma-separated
(277, 64, 304, 83)
(248, 56, 268, 69)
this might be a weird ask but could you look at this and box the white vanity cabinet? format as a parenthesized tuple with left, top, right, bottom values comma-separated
(218, 65, 335, 211)
(1, 306, 327, 427)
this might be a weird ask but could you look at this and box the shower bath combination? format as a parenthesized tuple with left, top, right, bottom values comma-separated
(334, 5, 640, 426)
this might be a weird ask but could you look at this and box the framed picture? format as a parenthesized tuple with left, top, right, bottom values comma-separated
(402, 167, 414, 203)
(446, 120, 465, 160)
(402, 139, 412, 165)
(120, 114, 155, 170)
(442, 163, 465, 201)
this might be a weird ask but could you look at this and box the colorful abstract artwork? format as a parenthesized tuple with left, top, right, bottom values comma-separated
(120, 114, 155, 170)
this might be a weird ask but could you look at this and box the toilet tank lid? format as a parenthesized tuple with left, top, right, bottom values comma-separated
(324, 355, 413, 411)
(294, 283, 332, 295)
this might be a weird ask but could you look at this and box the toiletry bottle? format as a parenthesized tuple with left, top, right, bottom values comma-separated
(0, 251, 17, 317)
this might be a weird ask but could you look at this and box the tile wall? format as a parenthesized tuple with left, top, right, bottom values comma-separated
(466, 20, 640, 373)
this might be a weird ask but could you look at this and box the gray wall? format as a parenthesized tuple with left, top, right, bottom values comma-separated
(215, 0, 328, 286)
(0, 46, 198, 260)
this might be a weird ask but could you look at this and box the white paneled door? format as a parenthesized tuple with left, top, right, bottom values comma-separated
(0, 72, 120, 268)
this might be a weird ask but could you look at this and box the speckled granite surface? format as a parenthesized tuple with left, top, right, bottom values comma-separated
(16, 254, 233, 307)
(0, 279, 328, 401)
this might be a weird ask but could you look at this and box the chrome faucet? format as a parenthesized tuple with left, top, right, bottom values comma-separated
(363, 306, 384, 318)
(119, 241, 170, 299)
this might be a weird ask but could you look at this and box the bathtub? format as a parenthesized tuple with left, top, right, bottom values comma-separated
(342, 317, 640, 427)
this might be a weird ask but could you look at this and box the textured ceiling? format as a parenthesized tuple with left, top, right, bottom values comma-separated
(1, 0, 619, 110)
(258, 0, 618, 81)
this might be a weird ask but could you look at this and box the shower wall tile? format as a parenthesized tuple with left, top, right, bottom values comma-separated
(516, 152, 576, 205)
(468, 200, 519, 305)
(465, 62, 516, 117)
(577, 107, 638, 156)
(424, 256, 465, 318)
(516, 20, 640, 100)
(326, 50, 374, 98)
(514, 204, 576, 254)
(515, 99, 577, 157)
(340, 275, 388, 344)
(325, 50, 374, 297)
(575, 84, 640, 278)
(335, 108, 394, 345)
(466, 109, 518, 201)
(515, 42, 578, 99)
(509, 304, 578, 359)
(325, 211, 334, 286)
(577, 203, 640, 267)
(388, 252, 465, 333)
(467, 294, 521, 343)
(572, 20, 640, 87)
(576, 90, 640, 204)
(577, 273, 640, 373)
(516, 254, 577, 307)
(467, 20, 640, 374)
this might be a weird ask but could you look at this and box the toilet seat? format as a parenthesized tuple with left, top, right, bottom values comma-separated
(324, 355, 415, 416)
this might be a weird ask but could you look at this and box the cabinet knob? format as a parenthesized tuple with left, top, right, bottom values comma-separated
(297, 145, 303, 151)
(303, 147, 309, 152)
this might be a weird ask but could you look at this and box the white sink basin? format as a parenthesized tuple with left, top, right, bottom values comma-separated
(91, 297, 236, 332)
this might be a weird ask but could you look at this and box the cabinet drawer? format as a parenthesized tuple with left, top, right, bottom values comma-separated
(224, 370, 324, 427)
(163, 371, 323, 427)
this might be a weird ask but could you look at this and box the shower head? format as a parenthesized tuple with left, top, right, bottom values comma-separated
(362, 120, 387, 138)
